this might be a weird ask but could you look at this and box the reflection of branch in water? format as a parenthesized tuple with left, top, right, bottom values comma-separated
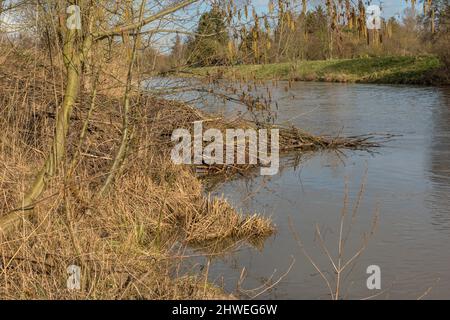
(288, 174, 381, 300)
(237, 256, 295, 299)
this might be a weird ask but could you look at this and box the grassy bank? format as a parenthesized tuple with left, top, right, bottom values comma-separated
(0, 49, 274, 299)
(0, 48, 382, 299)
(182, 56, 447, 85)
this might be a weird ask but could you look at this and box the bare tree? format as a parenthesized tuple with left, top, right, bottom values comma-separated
(0, 0, 201, 233)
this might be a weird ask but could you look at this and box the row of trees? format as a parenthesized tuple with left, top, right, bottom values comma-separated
(169, 0, 449, 67)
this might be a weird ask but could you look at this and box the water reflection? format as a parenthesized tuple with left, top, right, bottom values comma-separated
(427, 90, 450, 232)
(164, 79, 450, 299)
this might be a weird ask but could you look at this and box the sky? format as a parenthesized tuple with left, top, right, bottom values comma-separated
(0, 1, 422, 49)
(252, 0, 421, 19)
(155, 0, 422, 51)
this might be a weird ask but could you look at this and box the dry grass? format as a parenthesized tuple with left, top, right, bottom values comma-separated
(0, 45, 382, 299)
(0, 47, 273, 299)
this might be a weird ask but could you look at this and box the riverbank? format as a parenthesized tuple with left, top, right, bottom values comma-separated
(0, 48, 382, 299)
(0, 50, 273, 299)
(178, 56, 448, 85)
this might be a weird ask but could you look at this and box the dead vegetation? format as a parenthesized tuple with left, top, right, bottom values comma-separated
(0, 48, 273, 299)
(154, 99, 384, 178)
(0, 44, 384, 299)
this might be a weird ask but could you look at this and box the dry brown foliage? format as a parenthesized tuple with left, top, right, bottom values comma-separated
(0, 48, 273, 299)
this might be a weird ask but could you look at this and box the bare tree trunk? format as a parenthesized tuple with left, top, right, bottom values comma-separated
(0, 0, 198, 233)
(431, 8, 436, 33)
(0, 5, 92, 233)
(100, 1, 144, 195)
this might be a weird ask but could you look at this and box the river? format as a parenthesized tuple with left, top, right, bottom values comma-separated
(154, 79, 450, 299)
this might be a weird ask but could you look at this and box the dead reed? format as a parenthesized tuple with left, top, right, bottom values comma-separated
(0, 47, 382, 299)
(0, 48, 272, 299)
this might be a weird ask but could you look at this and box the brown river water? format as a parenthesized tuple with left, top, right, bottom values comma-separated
(156, 79, 450, 299)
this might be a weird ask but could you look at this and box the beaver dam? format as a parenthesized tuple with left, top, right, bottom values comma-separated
(0, 54, 385, 299)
